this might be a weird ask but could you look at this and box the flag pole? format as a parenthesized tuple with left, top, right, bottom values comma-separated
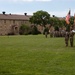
(65, 10, 71, 32)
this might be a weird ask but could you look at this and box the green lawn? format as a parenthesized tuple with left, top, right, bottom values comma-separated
(0, 35, 75, 75)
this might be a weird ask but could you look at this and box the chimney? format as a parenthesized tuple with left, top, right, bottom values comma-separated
(9, 13, 11, 15)
(24, 13, 27, 16)
(2, 11, 6, 15)
(52, 15, 55, 17)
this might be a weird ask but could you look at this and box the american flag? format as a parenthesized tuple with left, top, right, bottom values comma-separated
(65, 10, 70, 24)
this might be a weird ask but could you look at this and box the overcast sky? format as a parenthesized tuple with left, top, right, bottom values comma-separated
(0, 0, 75, 17)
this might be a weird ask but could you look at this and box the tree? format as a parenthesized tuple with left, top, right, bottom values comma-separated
(31, 25, 40, 35)
(29, 10, 50, 27)
(49, 17, 63, 27)
(70, 16, 74, 25)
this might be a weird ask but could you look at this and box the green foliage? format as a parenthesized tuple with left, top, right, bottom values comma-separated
(54, 26, 59, 31)
(19, 24, 30, 35)
(31, 25, 41, 35)
(29, 10, 50, 27)
(0, 35, 75, 75)
(50, 17, 64, 27)
(70, 16, 74, 25)
(43, 27, 49, 34)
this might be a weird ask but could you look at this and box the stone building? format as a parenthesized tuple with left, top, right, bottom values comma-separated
(0, 12, 31, 35)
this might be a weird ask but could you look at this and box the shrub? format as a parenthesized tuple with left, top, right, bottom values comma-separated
(55, 26, 59, 31)
(19, 24, 30, 35)
(31, 25, 41, 35)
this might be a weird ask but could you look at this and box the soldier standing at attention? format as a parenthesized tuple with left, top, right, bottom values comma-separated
(69, 31, 74, 47)
(44, 27, 48, 38)
(65, 10, 70, 47)
(65, 25, 74, 47)
(65, 30, 69, 47)
(65, 10, 74, 47)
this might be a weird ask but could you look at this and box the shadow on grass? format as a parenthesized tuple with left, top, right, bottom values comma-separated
(0, 70, 14, 75)
(0, 71, 36, 75)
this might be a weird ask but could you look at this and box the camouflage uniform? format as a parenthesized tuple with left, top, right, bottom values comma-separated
(44, 27, 48, 38)
(49, 26, 54, 38)
(69, 31, 74, 47)
(70, 25, 74, 47)
(65, 25, 74, 47)
(65, 32, 69, 47)
(65, 25, 70, 46)
(45, 32, 47, 38)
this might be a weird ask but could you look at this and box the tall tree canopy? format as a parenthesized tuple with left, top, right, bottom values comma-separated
(49, 17, 64, 27)
(29, 10, 50, 27)
(70, 16, 74, 25)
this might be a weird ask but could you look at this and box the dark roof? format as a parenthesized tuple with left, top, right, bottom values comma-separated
(0, 14, 31, 20)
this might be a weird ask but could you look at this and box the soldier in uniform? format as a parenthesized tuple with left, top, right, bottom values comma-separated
(69, 31, 74, 47)
(69, 26, 74, 47)
(65, 25, 74, 47)
(65, 31, 69, 47)
(65, 10, 75, 47)
(44, 27, 48, 38)
(65, 10, 70, 47)
(65, 24, 70, 47)
(49, 26, 54, 38)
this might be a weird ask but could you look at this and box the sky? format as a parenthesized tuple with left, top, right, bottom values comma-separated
(0, 0, 75, 17)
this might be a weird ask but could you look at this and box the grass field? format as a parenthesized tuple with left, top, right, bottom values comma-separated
(0, 35, 75, 75)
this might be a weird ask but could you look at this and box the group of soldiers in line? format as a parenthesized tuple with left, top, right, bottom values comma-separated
(44, 25, 75, 47)
(44, 26, 66, 38)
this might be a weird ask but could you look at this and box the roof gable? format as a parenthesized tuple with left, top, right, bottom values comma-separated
(0, 14, 31, 20)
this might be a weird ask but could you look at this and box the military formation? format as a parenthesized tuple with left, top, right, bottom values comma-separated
(44, 17, 75, 47)
(44, 26, 75, 47)
(44, 10, 75, 47)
